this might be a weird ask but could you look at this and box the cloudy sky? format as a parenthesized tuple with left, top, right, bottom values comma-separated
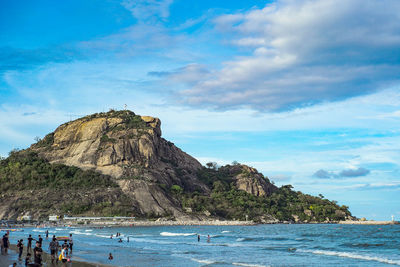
(1, 0, 399, 220)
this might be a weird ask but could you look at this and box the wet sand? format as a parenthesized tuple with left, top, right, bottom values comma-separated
(0, 247, 18, 266)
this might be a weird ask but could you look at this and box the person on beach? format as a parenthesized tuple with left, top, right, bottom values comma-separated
(108, 252, 113, 260)
(1, 235, 4, 255)
(33, 241, 43, 266)
(27, 234, 33, 252)
(25, 253, 31, 266)
(37, 235, 43, 246)
(2, 234, 10, 254)
(60, 246, 68, 267)
(197, 234, 200, 242)
(49, 237, 58, 264)
(62, 240, 69, 256)
(69, 234, 73, 253)
(17, 239, 24, 259)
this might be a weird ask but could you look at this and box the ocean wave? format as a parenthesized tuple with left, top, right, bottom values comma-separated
(190, 258, 217, 265)
(232, 262, 269, 267)
(295, 238, 313, 242)
(160, 232, 196, 237)
(341, 242, 384, 248)
(298, 249, 400, 265)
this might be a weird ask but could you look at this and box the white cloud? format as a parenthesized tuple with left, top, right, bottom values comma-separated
(121, 0, 174, 22)
(174, 0, 400, 111)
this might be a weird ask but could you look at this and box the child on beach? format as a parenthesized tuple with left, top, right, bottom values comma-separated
(60, 246, 68, 267)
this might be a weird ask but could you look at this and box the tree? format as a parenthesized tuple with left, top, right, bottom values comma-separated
(206, 162, 218, 170)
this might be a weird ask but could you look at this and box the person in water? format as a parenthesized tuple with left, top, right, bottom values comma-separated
(197, 234, 200, 242)
(108, 252, 113, 260)
(118, 238, 123, 243)
(69, 234, 74, 252)
(207, 235, 211, 243)
(45, 230, 49, 240)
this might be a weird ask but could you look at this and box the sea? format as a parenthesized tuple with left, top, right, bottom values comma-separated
(5, 224, 400, 266)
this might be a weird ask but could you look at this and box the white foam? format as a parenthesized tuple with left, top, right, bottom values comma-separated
(298, 249, 400, 266)
(160, 232, 196, 237)
(191, 258, 216, 265)
(85, 229, 93, 232)
(222, 231, 231, 233)
(233, 263, 269, 267)
(236, 238, 245, 242)
(32, 229, 45, 232)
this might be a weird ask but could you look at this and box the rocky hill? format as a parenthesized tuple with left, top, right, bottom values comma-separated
(0, 110, 353, 222)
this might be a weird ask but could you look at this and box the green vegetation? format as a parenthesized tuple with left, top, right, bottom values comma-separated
(100, 134, 116, 144)
(34, 133, 54, 149)
(0, 150, 137, 218)
(0, 150, 118, 191)
(180, 167, 351, 222)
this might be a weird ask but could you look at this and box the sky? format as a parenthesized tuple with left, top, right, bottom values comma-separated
(0, 0, 399, 220)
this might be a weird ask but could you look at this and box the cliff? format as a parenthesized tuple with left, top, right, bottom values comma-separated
(30, 110, 206, 218)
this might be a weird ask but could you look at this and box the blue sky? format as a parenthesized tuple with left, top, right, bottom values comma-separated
(1, 0, 400, 220)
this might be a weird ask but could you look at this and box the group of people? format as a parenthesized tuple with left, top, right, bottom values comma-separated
(197, 234, 211, 243)
(2, 231, 74, 267)
(111, 232, 130, 243)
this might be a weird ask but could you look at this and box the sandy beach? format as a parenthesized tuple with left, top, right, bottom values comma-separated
(0, 247, 18, 267)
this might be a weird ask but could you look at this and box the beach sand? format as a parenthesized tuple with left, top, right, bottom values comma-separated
(0, 247, 18, 267)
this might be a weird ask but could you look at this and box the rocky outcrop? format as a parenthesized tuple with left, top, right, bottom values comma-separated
(219, 164, 277, 196)
(31, 110, 207, 218)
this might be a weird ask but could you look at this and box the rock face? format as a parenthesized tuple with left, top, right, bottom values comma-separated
(31, 110, 207, 217)
(221, 164, 277, 196)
